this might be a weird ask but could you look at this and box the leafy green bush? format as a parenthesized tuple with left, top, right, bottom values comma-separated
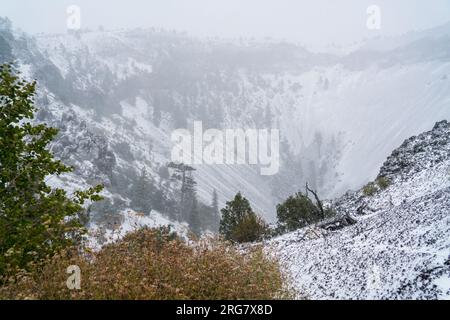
(0, 63, 102, 276)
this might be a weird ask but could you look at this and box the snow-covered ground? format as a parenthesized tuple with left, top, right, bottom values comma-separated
(87, 209, 190, 250)
(269, 121, 450, 299)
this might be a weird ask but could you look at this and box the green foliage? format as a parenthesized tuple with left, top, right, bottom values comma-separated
(0, 63, 103, 275)
(376, 176, 390, 190)
(362, 177, 390, 197)
(230, 212, 268, 243)
(208, 189, 220, 232)
(211, 189, 219, 216)
(363, 182, 378, 196)
(130, 167, 154, 215)
(190, 199, 221, 236)
(219, 192, 267, 243)
(188, 195, 201, 236)
(167, 163, 219, 235)
(168, 162, 196, 214)
(0, 35, 12, 64)
(276, 192, 327, 232)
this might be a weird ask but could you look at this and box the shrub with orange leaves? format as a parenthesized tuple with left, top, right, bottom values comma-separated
(0, 227, 294, 300)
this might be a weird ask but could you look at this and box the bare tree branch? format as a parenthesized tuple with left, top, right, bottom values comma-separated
(306, 182, 325, 219)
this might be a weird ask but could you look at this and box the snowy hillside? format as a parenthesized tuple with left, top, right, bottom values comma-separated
(270, 121, 450, 299)
(1, 17, 450, 235)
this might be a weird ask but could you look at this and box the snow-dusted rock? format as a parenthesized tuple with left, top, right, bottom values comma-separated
(270, 121, 450, 299)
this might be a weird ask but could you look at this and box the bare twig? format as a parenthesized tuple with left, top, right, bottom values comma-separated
(306, 182, 325, 219)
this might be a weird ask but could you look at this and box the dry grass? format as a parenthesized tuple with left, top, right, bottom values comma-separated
(0, 227, 293, 300)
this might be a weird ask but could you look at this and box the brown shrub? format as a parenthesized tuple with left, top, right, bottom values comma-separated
(0, 227, 293, 300)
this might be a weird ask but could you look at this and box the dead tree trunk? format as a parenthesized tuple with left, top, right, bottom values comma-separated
(306, 182, 325, 219)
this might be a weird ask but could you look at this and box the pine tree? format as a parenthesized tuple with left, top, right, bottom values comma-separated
(188, 193, 201, 236)
(212, 189, 219, 215)
(208, 189, 220, 232)
(276, 184, 328, 233)
(168, 162, 196, 219)
(0, 63, 103, 275)
(230, 212, 268, 243)
(168, 162, 202, 234)
(219, 192, 267, 243)
(130, 167, 154, 215)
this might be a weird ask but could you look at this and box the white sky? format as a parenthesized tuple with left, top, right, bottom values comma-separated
(2, 0, 450, 46)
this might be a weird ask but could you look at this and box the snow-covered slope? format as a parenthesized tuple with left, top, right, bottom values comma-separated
(270, 121, 450, 299)
(87, 209, 190, 250)
(1, 18, 450, 233)
(35, 27, 450, 206)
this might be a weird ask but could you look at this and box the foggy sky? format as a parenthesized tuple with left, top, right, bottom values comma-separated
(2, 0, 450, 47)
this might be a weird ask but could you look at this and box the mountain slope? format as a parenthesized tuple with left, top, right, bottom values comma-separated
(270, 121, 450, 299)
(1, 17, 450, 233)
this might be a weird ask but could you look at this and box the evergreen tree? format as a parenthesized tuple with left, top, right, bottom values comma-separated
(313, 131, 323, 158)
(211, 189, 219, 216)
(130, 167, 153, 215)
(168, 162, 203, 235)
(0, 63, 103, 275)
(276, 192, 319, 232)
(208, 189, 220, 232)
(168, 162, 196, 219)
(188, 193, 201, 236)
(230, 212, 268, 243)
(219, 192, 267, 243)
(276, 184, 329, 233)
(158, 164, 170, 181)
